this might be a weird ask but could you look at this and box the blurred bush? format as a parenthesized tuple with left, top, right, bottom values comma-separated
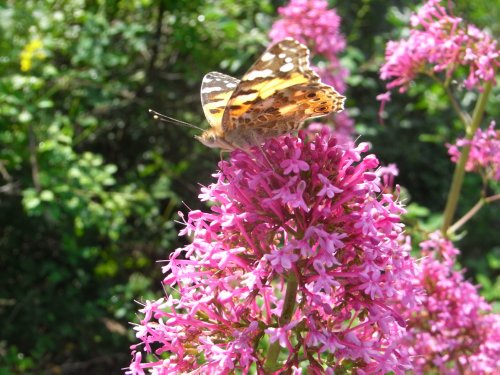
(0, 0, 273, 373)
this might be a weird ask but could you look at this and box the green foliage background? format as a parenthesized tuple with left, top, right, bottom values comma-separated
(0, 0, 497, 373)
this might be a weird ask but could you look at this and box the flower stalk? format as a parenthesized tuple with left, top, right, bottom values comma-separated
(442, 81, 493, 235)
(263, 271, 298, 372)
(448, 193, 500, 235)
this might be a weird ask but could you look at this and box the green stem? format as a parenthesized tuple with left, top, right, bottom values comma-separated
(441, 82, 493, 235)
(448, 194, 500, 235)
(263, 271, 298, 373)
(427, 72, 471, 128)
(444, 85, 471, 127)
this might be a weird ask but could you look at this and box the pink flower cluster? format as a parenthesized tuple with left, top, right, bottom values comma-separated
(376, 163, 400, 194)
(307, 118, 354, 148)
(447, 121, 500, 180)
(380, 0, 499, 93)
(399, 231, 500, 374)
(269, 0, 348, 93)
(127, 130, 419, 374)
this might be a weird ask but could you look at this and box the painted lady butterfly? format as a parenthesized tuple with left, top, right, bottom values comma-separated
(152, 38, 345, 150)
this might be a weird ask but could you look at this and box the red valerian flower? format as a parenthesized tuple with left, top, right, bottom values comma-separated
(127, 129, 419, 374)
(398, 231, 500, 374)
(380, 0, 499, 93)
(447, 121, 500, 181)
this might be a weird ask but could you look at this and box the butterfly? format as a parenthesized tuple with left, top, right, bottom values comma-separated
(151, 38, 345, 151)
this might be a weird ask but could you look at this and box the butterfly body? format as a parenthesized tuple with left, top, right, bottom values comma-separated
(197, 38, 345, 150)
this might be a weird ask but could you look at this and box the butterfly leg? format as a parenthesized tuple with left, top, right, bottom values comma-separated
(217, 150, 232, 181)
(257, 143, 277, 172)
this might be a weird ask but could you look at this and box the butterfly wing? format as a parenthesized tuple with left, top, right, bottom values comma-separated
(222, 38, 345, 145)
(200, 72, 240, 129)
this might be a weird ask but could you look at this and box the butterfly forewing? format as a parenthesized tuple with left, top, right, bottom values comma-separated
(239, 38, 320, 94)
(200, 72, 240, 129)
(221, 38, 345, 147)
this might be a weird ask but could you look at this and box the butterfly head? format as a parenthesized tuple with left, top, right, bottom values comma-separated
(196, 129, 235, 151)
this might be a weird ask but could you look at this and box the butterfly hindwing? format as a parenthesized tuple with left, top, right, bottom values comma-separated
(201, 72, 240, 129)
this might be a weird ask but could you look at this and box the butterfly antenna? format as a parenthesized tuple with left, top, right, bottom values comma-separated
(148, 109, 204, 131)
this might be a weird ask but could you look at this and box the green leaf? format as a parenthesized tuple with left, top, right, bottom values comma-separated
(40, 190, 55, 201)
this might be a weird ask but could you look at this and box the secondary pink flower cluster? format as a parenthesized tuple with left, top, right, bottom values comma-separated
(398, 231, 500, 374)
(447, 121, 500, 181)
(380, 0, 499, 93)
(127, 130, 419, 374)
(270, 0, 347, 92)
(307, 121, 353, 149)
(376, 163, 400, 194)
(269, 0, 353, 141)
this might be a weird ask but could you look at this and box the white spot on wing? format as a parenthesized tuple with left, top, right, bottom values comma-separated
(245, 69, 273, 80)
(201, 86, 223, 94)
(261, 52, 275, 62)
(226, 83, 237, 88)
(279, 63, 294, 73)
(207, 99, 228, 107)
(285, 57, 292, 63)
(278, 53, 286, 58)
